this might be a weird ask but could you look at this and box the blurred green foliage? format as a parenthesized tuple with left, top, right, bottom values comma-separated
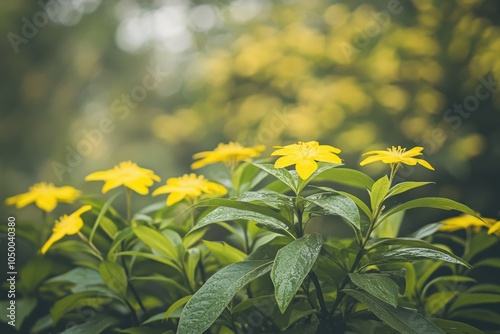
(1, 0, 500, 223)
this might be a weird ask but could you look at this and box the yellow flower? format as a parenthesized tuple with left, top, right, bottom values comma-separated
(438, 214, 496, 233)
(486, 219, 500, 237)
(41, 205, 92, 254)
(153, 173, 227, 206)
(360, 146, 434, 170)
(271, 141, 342, 179)
(191, 142, 265, 170)
(5, 182, 81, 212)
(85, 161, 160, 195)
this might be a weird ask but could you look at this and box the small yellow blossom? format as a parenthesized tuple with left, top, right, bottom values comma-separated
(41, 205, 92, 254)
(85, 161, 160, 195)
(5, 182, 80, 212)
(271, 141, 342, 179)
(191, 142, 265, 170)
(153, 173, 227, 206)
(360, 146, 434, 170)
(438, 214, 496, 233)
(487, 221, 500, 236)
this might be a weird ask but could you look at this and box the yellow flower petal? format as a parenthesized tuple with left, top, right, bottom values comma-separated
(295, 159, 318, 179)
(5, 183, 80, 212)
(274, 155, 301, 168)
(85, 161, 160, 195)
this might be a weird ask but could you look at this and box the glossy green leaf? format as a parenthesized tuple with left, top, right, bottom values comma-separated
(431, 319, 485, 334)
(237, 190, 293, 209)
(306, 192, 360, 230)
(314, 167, 374, 189)
(133, 225, 179, 263)
(344, 289, 445, 334)
(387, 182, 434, 198)
(99, 261, 127, 296)
(252, 163, 298, 192)
(203, 240, 246, 266)
(164, 295, 192, 319)
(368, 247, 471, 268)
(271, 233, 323, 313)
(409, 223, 442, 239)
(379, 197, 479, 223)
(177, 260, 273, 334)
(370, 175, 390, 212)
(348, 273, 399, 307)
(183, 229, 206, 249)
(191, 199, 294, 238)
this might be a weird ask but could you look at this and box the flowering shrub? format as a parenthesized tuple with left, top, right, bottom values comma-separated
(3, 142, 500, 333)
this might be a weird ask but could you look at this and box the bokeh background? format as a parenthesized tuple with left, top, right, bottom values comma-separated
(1, 0, 500, 230)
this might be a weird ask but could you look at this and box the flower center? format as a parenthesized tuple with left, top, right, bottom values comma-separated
(299, 142, 317, 158)
(388, 146, 406, 157)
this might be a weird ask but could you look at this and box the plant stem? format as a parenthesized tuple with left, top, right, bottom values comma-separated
(77, 232, 104, 260)
(310, 271, 328, 317)
(120, 241, 147, 314)
(126, 188, 132, 222)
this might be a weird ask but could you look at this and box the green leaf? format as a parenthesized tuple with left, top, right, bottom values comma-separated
(99, 261, 127, 296)
(183, 229, 206, 249)
(348, 273, 399, 307)
(409, 223, 442, 239)
(425, 291, 457, 315)
(237, 190, 293, 209)
(252, 163, 298, 192)
(370, 175, 390, 212)
(184, 248, 201, 292)
(367, 237, 454, 253)
(448, 309, 500, 326)
(43, 267, 104, 293)
(191, 198, 294, 238)
(375, 210, 404, 238)
(50, 290, 119, 324)
(313, 186, 371, 218)
(422, 275, 476, 297)
(379, 197, 479, 223)
(61, 316, 120, 334)
(431, 319, 485, 334)
(133, 225, 180, 263)
(271, 233, 323, 313)
(129, 276, 190, 295)
(344, 289, 445, 334)
(368, 247, 471, 269)
(89, 192, 120, 243)
(448, 293, 500, 313)
(314, 167, 374, 189)
(203, 240, 246, 266)
(387, 182, 434, 198)
(306, 192, 360, 230)
(177, 260, 273, 334)
(232, 162, 268, 194)
(115, 251, 182, 273)
(164, 295, 192, 319)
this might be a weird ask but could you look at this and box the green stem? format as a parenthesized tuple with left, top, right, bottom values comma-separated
(126, 189, 132, 222)
(120, 241, 147, 315)
(310, 271, 328, 318)
(77, 232, 103, 261)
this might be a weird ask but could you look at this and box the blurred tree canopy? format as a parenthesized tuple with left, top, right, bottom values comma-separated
(1, 0, 500, 224)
